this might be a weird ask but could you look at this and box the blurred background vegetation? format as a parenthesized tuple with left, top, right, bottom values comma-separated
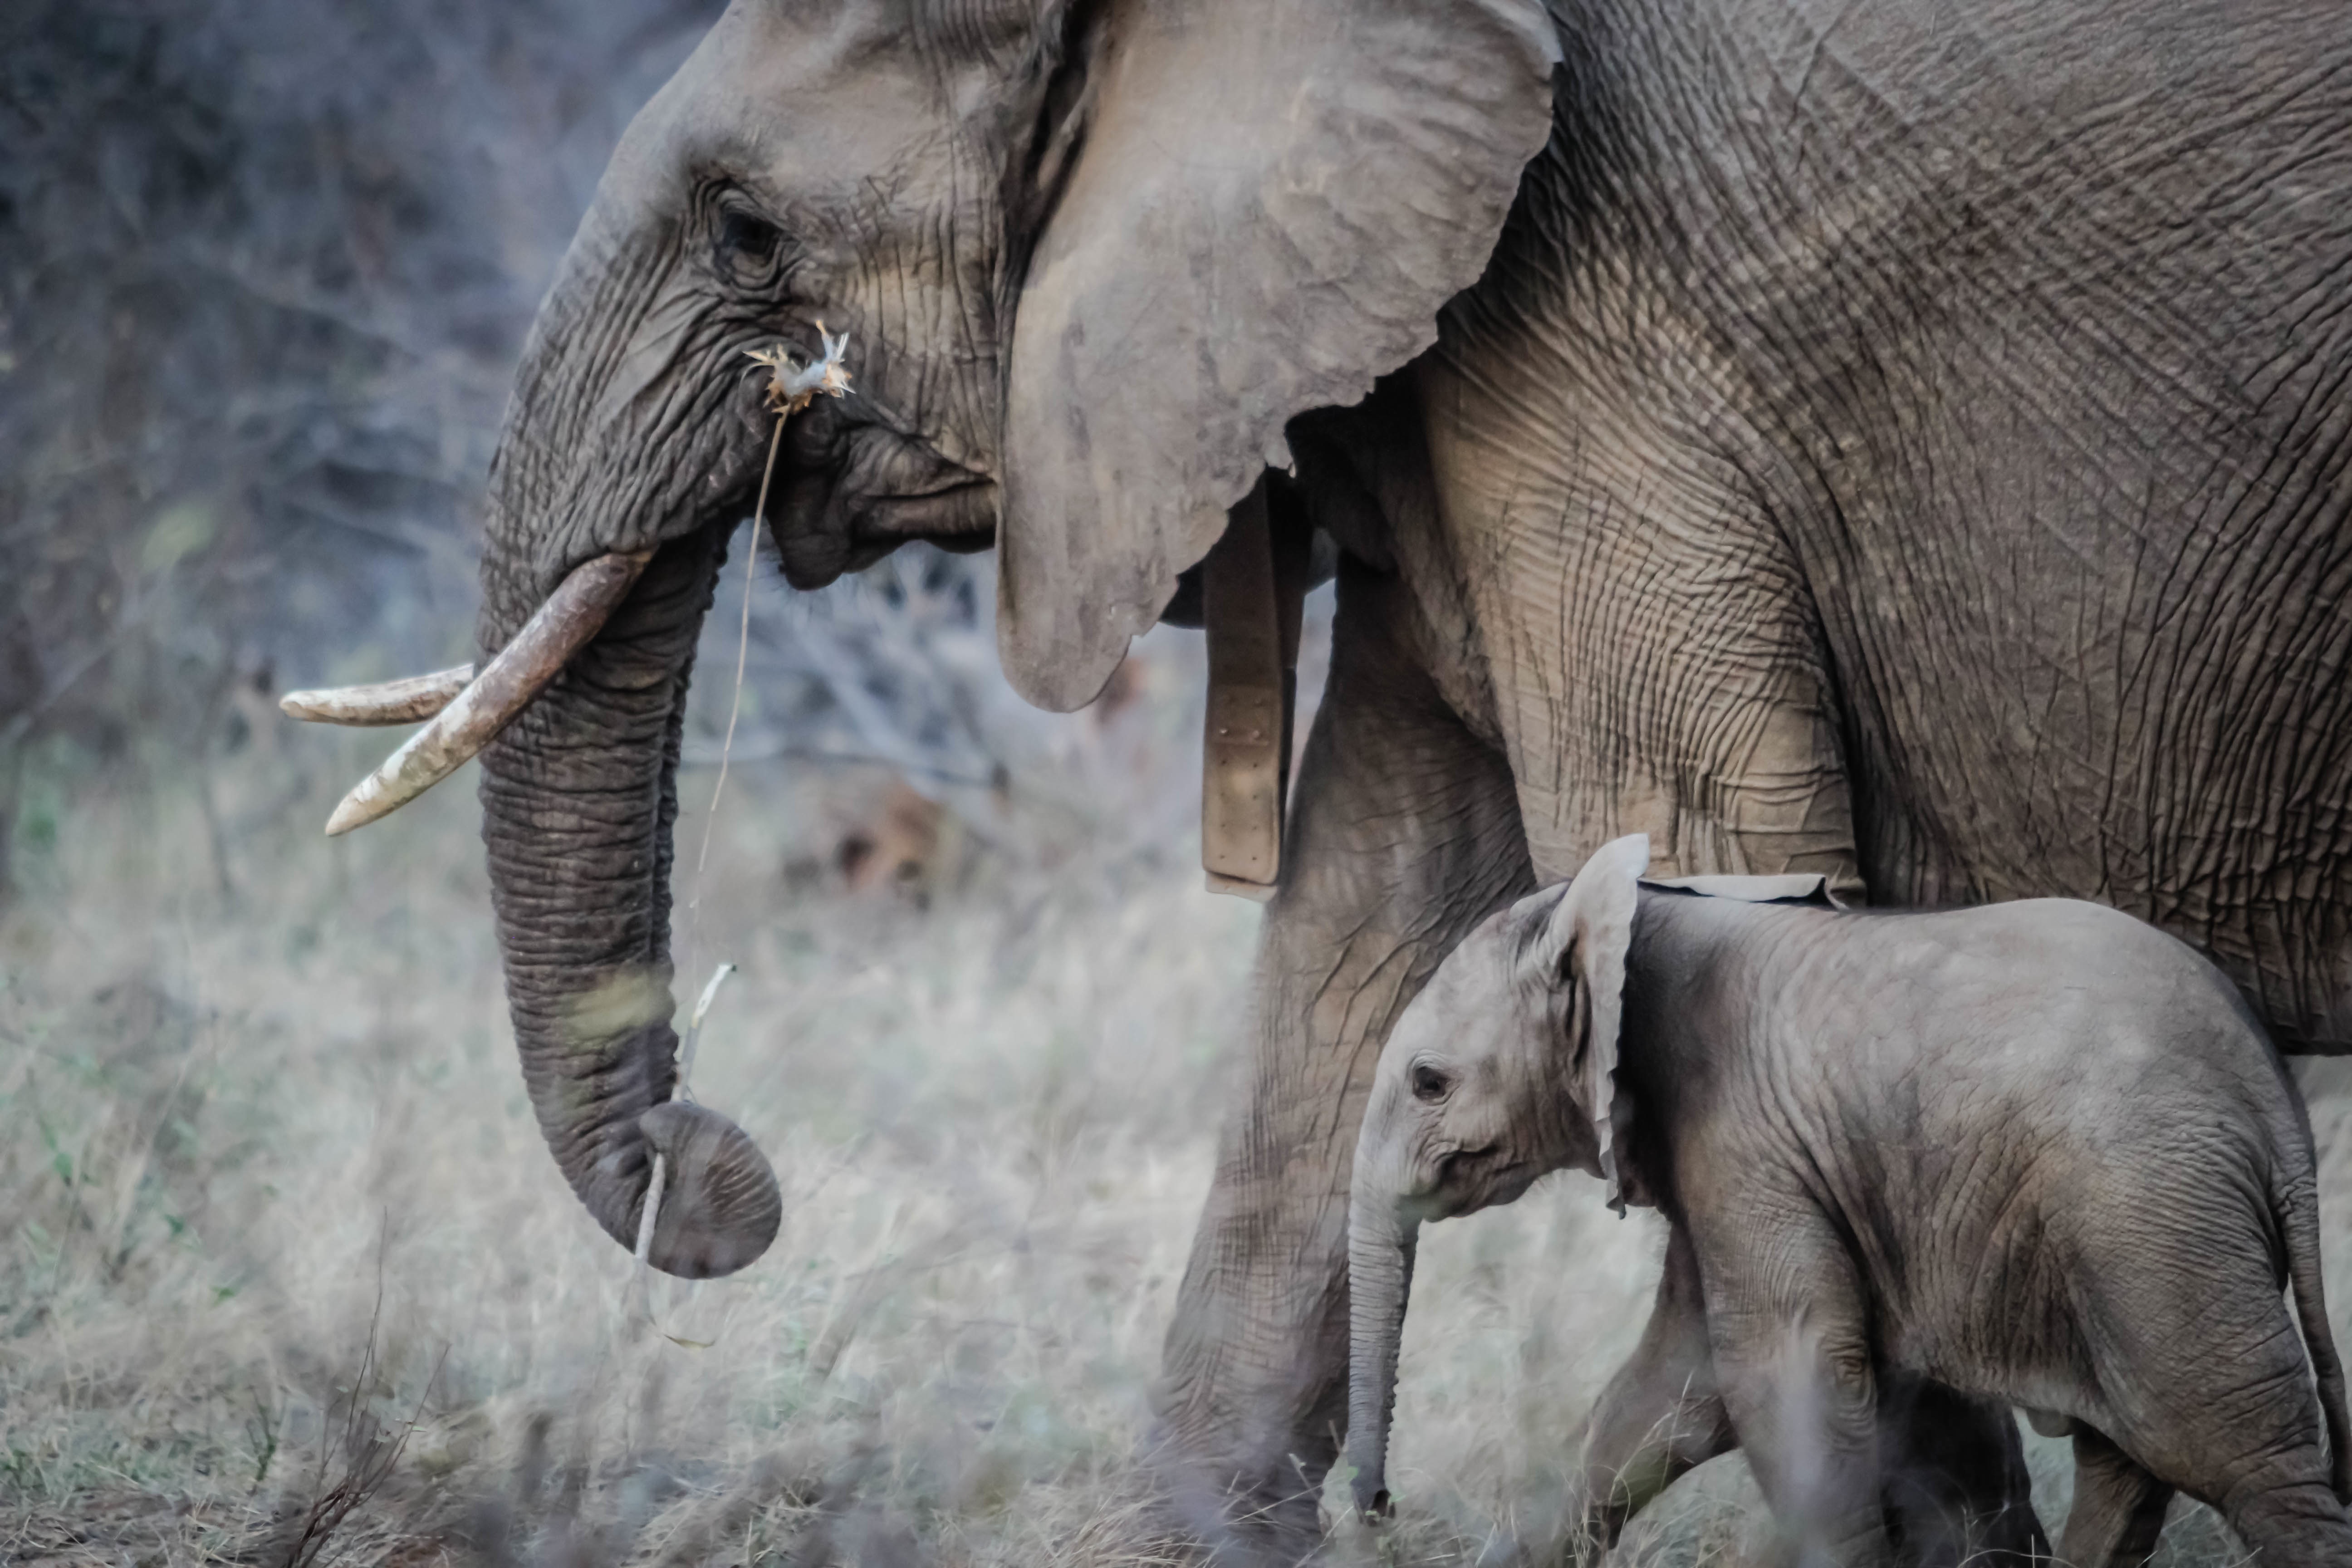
(1, 0, 727, 889)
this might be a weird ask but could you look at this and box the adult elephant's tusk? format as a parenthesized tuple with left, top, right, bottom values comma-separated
(323, 549, 655, 837)
(280, 665, 476, 726)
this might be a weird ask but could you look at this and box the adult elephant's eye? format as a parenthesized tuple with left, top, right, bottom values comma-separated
(716, 209, 784, 283)
(1410, 1063, 1452, 1103)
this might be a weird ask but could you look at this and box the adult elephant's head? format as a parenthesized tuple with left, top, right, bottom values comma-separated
(308, 0, 1556, 1276)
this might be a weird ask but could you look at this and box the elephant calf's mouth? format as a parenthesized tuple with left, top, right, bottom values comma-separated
(1429, 1148, 1537, 1215)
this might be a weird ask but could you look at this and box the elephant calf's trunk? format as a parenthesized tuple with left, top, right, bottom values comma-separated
(1347, 1180, 1419, 1522)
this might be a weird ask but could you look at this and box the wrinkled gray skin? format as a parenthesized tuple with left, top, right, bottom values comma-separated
(1348, 837, 2352, 1568)
(462, 0, 2352, 1548)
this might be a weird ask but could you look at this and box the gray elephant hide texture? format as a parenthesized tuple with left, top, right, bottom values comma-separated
(1347, 834, 2352, 1566)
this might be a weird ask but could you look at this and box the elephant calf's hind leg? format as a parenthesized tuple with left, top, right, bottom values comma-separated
(1876, 1379, 2047, 1566)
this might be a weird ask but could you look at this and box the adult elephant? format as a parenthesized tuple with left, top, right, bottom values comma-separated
(292, 0, 2352, 1553)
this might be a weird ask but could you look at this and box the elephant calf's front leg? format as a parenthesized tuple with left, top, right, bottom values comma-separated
(1706, 1220, 1895, 1567)
(1153, 568, 1532, 1554)
(1568, 1225, 1738, 1563)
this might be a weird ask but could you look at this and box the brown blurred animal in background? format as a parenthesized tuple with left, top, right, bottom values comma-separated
(832, 778, 954, 906)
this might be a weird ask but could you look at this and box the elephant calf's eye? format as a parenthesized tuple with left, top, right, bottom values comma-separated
(1410, 1063, 1453, 1103)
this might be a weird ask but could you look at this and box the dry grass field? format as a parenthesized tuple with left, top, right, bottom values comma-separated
(2, 602, 2338, 1568)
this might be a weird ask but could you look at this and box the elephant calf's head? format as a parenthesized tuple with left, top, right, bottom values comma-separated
(1344, 833, 1649, 1520)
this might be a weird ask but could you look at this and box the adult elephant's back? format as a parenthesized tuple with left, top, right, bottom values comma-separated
(1409, 0, 2352, 1050)
(1784, 0, 2352, 1052)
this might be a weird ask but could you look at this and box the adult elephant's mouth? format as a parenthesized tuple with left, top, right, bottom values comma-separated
(770, 402, 998, 586)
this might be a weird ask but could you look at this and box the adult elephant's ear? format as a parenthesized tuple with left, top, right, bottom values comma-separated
(997, 0, 1558, 710)
(1526, 834, 1650, 1212)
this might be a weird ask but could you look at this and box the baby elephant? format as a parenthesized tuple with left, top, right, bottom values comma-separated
(1346, 834, 2352, 1567)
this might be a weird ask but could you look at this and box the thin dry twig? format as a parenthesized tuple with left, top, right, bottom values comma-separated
(681, 328, 853, 992)
(636, 331, 850, 1352)
(273, 1238, 449, 1568)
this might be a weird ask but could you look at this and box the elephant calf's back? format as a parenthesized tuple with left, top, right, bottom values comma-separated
(1776, 904, 2304, 1396)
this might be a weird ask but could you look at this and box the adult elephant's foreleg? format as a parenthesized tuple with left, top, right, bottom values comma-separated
(1152, 567, 1531, 1555)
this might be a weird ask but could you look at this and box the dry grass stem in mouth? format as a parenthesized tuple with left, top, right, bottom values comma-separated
(682, 330, 853, 985)
(628, 963, 737, 1344)
(678, 960, 739, 1092)
(652, 332, 854, 1331)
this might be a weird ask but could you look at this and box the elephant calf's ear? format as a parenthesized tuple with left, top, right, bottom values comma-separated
(1524, 834, 1649, 1211)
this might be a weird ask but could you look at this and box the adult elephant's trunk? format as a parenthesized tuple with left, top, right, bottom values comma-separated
(1346, 1152, 1421, 1521)
(284, 213, 792, 1279)
(474, 522, 782, 1277)
(467, 299, 784, 1276)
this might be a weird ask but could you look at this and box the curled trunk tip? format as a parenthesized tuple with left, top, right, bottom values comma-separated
(637, 1100, 783, 1278)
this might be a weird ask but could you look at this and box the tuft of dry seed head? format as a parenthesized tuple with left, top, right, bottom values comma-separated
(747, 323, 852, 416)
